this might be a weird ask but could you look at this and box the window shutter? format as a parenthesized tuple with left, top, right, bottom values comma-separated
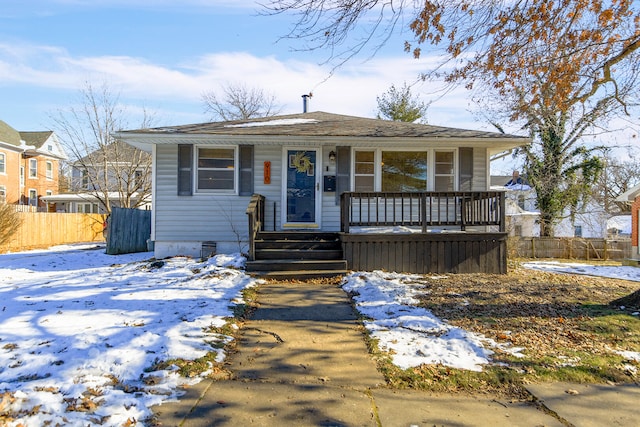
(335, 146, 351, 205)
(177, 144, 193, 196)
(459, 147, 473, 191)
(239, 145, 254, 196)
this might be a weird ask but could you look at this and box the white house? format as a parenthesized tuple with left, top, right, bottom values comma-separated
(115, 111, 529, 268)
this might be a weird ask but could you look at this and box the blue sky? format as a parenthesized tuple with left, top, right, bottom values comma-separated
(1, 0, 637, 170)
(0, 1, 484, 129)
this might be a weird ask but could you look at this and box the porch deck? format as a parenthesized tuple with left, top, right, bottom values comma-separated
(246, 191, 507, 275)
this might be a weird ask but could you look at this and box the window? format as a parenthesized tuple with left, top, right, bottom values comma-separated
(20, 166, 24, 187)
(81, 170, 89, 189)
(77, 203, 99, 213)
(517, 194, 525, 210)
(46, 161, 53, 180)
(0, 152, 5, 174)
(28, 189, 37, 206)
(514, 225, 522, 237)
(197, 147, 235, 191)
(381, 151, 428, 191)
(354, 151, 375, 191)
(0, 185, 5, 202)
(434, 151, 455, 191)
(29, 159, 37, 178)
(574, 225, 583, 238)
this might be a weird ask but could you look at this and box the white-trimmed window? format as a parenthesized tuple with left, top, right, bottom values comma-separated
(77, 202, 99, 213)
(0, 152, 5, 174)
(28, 189, 37, 206)
(434, 151, 455, 191)
(19, 166, 24, 187)
(197, 147, 236, 191)
(0, 185, 6, 202)
(29, 159, 37, 178)
(354, 151, 375, 191)
(46, 161, 53, 180)
(382, 151, 428, 191)
(351, 148, 460, 192)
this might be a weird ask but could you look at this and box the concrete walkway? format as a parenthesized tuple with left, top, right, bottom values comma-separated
(152, 282, 639, 426)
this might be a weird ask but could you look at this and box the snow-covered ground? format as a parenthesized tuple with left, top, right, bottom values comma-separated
(0, 244, 257, 427)
(2, 245, 640, 426)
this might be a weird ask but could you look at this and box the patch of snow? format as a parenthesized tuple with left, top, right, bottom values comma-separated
(224, 118, 319, 128)
(522, 261, 640, 282)
(342, 271, 498, 371)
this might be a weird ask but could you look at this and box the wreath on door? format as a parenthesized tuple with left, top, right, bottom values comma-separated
(290, 151, 312, 174)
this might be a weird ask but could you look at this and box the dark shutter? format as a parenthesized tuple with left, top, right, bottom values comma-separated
(459, 147, 473, 191)
(239, 145, 254, 196)
(335, 146, 351, 205)
(177, 144, 193, 196)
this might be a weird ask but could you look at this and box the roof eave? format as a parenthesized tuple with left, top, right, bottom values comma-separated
(115, 132, 530, 151)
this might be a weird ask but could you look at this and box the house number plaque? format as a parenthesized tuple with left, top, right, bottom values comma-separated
(264, 161, 271, 184)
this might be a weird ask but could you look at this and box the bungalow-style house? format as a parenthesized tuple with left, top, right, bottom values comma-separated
(616, 184, 640, 264)
(116, 111, 530, 276)
(0, 120, 66, 210)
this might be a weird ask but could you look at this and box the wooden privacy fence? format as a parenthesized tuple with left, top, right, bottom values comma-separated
(105, 207, 152, 255)
(1, 212, 106, 252)
(509, 237, 631, 260)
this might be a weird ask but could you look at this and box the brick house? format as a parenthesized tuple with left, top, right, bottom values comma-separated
(616, 183, 640, 263)
(0, 120, 66, 210)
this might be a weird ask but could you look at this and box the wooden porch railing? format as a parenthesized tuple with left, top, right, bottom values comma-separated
(340, 191, 505, 233)
(245, 194, 265, 261)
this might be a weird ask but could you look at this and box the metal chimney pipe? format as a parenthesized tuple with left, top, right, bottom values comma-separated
(302, 93, 312, 113)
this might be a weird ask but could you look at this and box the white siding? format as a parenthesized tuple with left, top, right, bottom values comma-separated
(152, 144, 493, 256)
(254, 145, 282, 231)
(154, 145, 251, 254)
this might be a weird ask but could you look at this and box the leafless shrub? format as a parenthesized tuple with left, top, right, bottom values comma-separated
(0, 203, 23, 246)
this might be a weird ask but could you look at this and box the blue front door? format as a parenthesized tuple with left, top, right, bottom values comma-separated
(286, 149, 318, 225)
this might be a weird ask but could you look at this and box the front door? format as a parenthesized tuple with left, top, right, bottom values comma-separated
(284, 148, 321, 228)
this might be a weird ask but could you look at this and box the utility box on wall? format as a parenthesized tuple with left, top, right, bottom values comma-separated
(323, 175, 336, 192)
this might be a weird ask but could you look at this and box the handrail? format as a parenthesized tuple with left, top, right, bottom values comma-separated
(245, 194, 265, 260)
(340, 191, 505, 233)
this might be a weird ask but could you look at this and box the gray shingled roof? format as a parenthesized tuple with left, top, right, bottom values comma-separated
(20, 131, 54, 149)
(123, 111, 526, 140)
(0, 120, 22, 147)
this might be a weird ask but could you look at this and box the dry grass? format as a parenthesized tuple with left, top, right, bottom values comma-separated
(377, 260, 640, 397)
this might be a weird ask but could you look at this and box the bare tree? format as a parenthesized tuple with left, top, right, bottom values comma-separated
(202, 83, 282, 121)
(592, 149, 640, 214)
(50, 82, 154, 213)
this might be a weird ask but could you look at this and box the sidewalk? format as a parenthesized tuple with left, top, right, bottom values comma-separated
(152, 282, 639, 426)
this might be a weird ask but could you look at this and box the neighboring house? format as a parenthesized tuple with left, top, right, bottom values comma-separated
(41, 192, 150, 213)
(492, 175, 612, 238)
(0, 120, 66, 209)
(616, 184, 640, 261)
(42, 141, 151, 213)
(116, 111, 529, 275)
